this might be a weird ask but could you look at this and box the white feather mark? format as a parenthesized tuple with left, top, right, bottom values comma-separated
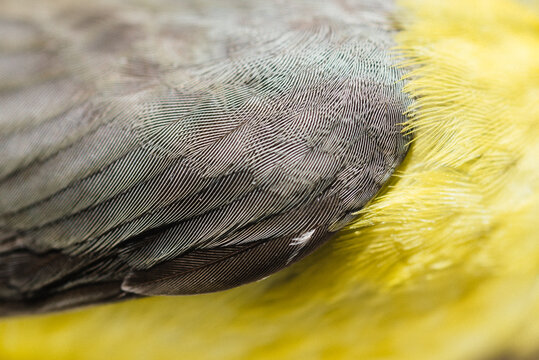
(289, 229, 316, 246)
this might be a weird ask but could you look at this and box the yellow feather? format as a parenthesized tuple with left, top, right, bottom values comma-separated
(0, 0, 538, 359)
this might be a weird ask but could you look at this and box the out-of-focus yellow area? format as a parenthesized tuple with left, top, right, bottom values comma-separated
(0, 0, 538, 359)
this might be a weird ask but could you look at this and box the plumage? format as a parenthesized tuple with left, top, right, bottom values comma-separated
(1, 1, 537, 360)
(0, 0, 409, 314)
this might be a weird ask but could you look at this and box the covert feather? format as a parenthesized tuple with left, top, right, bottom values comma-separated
(0, 0, 409, 314)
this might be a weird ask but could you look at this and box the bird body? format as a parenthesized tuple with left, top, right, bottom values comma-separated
(0, 0, 538, 359)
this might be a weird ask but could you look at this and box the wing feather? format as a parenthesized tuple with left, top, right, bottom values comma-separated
(0, 0, 410, 314)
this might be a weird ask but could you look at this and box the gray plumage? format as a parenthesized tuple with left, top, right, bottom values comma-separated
(0, 0, 410, 315)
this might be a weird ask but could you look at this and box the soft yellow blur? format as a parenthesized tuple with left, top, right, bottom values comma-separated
(1, 0, 538, 359)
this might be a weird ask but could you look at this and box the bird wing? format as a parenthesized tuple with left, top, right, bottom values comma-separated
(0, 0, 409, 314)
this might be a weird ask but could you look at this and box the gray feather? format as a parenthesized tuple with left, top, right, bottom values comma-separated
(0, 0, 410, 315)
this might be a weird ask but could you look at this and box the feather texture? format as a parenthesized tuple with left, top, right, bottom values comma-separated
(0, 0, 409, 314)
(0, 1, 537, 359)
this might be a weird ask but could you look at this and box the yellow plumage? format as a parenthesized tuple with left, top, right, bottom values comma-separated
(0, 0, 538, 359)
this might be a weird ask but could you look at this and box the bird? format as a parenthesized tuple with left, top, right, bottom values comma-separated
(0, 0, 538, 359)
